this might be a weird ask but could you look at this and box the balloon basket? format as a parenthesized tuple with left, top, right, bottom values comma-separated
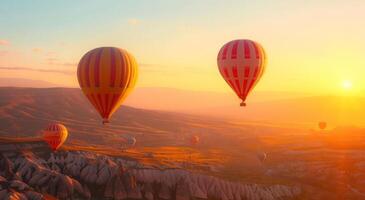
(102, 119, 110, 125)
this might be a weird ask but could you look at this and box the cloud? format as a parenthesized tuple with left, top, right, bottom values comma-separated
(127, 18, 140, 26)
(0, 63, 164, 75)
(46, 57, 58, 63)
(45, 58, 76, 67)
(60, 62, 77, 67)
(0, 40, 9, 46)
(0, 66, 75, 75)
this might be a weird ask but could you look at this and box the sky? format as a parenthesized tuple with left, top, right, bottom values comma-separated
(1, 0, 365, 96)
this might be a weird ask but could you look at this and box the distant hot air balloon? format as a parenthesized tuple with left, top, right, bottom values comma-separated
(217, 39, 266, 106)
(122, 135, 137, 147)
(257, 152, 267, 163)
(318, 121, 327, 130)
(43, 123, 68, 151)
(190, 135, 200, 146)
(186, 135, 200, 167)
(77, 47, 138, 124)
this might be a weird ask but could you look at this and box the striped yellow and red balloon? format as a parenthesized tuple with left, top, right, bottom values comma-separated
(77, 47, 138, 124)
(43, 123, 68, 151)
(217, 39, 266, 106)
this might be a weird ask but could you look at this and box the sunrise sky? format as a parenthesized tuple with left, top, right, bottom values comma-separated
(1, 0, 365, 96)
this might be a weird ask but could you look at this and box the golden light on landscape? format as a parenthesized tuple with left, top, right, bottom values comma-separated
(1, 1, 365, 199)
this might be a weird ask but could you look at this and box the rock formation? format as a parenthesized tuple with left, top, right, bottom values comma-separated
(0, 151, 301, 200)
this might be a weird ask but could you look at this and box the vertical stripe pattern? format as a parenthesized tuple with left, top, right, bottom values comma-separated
(77, 47, 138, 123)
(43, 123, 68, 151)
(217, 39, 266, 106)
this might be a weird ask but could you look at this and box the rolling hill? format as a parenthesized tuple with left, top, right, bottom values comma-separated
(125, 88, 365, 128)
(0, 87, 227, 144)
(1, 87, 365, 199)
(0, 78, 60, 88)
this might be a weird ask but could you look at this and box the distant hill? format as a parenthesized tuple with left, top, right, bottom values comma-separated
(0, 87, 238, 148)
(205, 95, 365, 127)
(0, 86, 363, 142)
(124, 87, 309, 112)
(0, 78, 61, 88)
(1, 87, 364, 199)
(124, 87, 365, 127)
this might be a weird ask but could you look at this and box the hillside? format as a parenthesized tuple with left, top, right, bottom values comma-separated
(209, 95, 365, 127)
(0, 87, 269, 169)
(125, 87, 365, 127)
(2, 84, 364, 128)
(0, 87, 225, 144)
(0, 78, 60, 88)
(1, 87, 365, 199)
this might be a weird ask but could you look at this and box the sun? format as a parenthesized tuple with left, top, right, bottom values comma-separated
(342, 80, 353, 90)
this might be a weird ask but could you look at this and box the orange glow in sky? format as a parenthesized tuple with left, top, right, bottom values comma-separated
(0, 1, 364, 98)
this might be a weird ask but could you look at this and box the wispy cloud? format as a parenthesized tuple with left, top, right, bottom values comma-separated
(59, 62, 77, 67)
(0, 63, 164, 75)
(46, 57, 58, 63)
(45, 58, 77, 67)
(0, 40, 9, 46)
(0, 66, 75, 75)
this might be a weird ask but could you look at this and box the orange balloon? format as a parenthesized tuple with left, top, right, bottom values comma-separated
(318, 121, 327, 130)
(43, 123, 68, 151)
(217, 39, 266, 106)
(77, 47, 138, 124)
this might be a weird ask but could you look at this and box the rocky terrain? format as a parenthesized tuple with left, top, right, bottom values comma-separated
(0, 150, 301, 200)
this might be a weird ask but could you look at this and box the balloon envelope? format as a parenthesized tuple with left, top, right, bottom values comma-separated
(77, 47, 138, 124)
(217, 39, 266, 106)
(122, 135, 136, 147)
(43, 123, 68, 151)
(257, 152, 267, 163)
(318, 121, 327, 130)
(190, 135, 200, 145)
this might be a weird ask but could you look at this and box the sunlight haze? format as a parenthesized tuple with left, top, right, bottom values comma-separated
(1, 0, 364, 97)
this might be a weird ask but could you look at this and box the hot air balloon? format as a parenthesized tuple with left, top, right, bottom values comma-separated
(257, 152, 267, 163)
(217, 39, 266, 106)
(190, 135, 200, 146)
(122, 134, 136, 147)
(77, 47, 138, 124)
(186, 135, 200, 168)
(43, 123, 68, 151)
(318, 121, 327, 130)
